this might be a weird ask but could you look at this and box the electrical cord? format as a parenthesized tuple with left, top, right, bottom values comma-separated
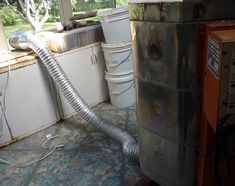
(0, 134, 64, 168)
(0, 50, 11, 138)
(0, 101, 11, 138)
(0, 52, 64, 168)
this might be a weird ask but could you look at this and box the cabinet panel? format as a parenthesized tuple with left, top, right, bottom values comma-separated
(136, 79, 196, 145)
(0, 63, 59, 141)
(56, 44, 108, 119)
(91, 45, 109, 104)
(140, 128, 195, 186)
(56, 47, 94, 118)
(132, 21, 199, 90)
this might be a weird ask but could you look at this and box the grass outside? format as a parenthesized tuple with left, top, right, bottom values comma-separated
(3, 19, 59, 38)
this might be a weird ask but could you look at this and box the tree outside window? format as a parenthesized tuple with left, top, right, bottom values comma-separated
(0, 0, 127, 38)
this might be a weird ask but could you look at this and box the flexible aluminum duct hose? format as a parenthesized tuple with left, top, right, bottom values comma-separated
(9, 32, 139, 158)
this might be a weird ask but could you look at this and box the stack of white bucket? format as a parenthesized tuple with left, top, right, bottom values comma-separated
(98, 6, 135, 108)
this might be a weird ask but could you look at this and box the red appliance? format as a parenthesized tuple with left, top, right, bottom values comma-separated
(198, 21, 235, 186)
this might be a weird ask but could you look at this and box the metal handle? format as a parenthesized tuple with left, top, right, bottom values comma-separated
(95, 54, 98, 64)
(90, 55, 94, 64)
(112, 81, 134, 95)
(108, 50, 132, 68)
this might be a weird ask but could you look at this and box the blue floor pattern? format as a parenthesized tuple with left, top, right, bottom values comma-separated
(0, 102, 141, 186)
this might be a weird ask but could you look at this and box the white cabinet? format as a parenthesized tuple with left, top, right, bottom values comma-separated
(0, 63, 60, 146)
(55, 43, 109, 119)
(0, 42, 109, 146)
(91, 44, 109, 104)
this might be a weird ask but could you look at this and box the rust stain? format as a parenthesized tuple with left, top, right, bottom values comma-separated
(0, 119, 64, 150)
(4, 116, 13, 140)
(0, 136, 27, 150)
(6, 123, 13, 140)
(1, 106, 13, 140)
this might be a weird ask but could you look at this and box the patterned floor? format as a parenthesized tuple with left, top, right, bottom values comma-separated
(0, 102, 141, 186)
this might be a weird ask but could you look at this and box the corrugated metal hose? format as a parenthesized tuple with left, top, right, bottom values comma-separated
(9, 32, 139, 158)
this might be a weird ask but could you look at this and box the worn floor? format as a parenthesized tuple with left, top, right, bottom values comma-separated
(0, 102, 142, 186)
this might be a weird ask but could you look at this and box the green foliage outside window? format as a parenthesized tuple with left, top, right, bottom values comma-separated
(0, 6, 19, 26)
(116, 0, 128, 7)
(76, 0, 112, 12)
(0, 0, 129, 36)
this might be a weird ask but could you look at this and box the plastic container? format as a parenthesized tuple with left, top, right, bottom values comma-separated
(105, 70, 133, 78)
(105, 71, 136, 108)
(98, 6, 131, 43)
(102, 42, 133, 74)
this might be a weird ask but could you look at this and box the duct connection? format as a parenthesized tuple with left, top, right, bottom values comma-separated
(9, 32, 139, 158)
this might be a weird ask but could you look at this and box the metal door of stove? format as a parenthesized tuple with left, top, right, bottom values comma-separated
(131, 21, 200, 90)
(136, 79, 197, 186)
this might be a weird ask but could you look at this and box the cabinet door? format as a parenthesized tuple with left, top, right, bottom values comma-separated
(91, 45, 109, 105)
(0, 63, 59, 140)
(56, 47, 96, 118)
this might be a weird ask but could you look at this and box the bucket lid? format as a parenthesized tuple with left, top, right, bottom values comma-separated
(105, 73, 134, 83)
(98, 6, 128, 17)
(102, 42, 132, 50)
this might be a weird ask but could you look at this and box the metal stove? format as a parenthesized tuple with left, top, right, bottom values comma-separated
(129, 1, 235, 186)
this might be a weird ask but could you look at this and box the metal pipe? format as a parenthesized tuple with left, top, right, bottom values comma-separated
(9, 32, 139, 158)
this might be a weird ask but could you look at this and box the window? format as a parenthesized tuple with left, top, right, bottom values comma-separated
(0, 0, 128, 43)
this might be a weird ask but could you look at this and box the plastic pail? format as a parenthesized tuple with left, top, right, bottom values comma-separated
(105, 71, 135, 108)
(102, 42, 133, 74)
(98, 7, 131, 43)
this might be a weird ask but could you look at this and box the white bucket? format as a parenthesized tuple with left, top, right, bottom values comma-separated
(98, 6, 131, 44)
(105, 71, 136, 108)
(105, 70, 133, 78)
(102, 42, 133, 74)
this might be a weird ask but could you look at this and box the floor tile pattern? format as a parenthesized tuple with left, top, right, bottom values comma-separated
(0, 102, 141, 186)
